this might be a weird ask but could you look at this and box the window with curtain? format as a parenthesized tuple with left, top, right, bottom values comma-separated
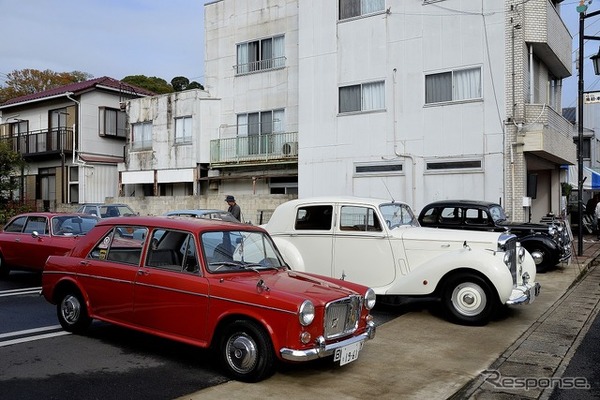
(237, 109, 285, 155)
(339, 81, 385, 113)
(132, 121, 153, 150)
(339, 0, 385, 20)
(425, 67, 482, 104)
(175, 116, 192, 144)
(99, 107, 126, 138)
(236, 35, 285, 74)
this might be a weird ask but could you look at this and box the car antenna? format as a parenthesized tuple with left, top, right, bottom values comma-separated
(381, 178, 396, 203)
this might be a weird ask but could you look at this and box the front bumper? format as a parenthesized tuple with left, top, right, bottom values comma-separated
(280, 322, 376, 362)
(506, 282, 541, 305)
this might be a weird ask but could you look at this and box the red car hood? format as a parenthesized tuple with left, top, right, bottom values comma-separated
(216, 269, 360, 307)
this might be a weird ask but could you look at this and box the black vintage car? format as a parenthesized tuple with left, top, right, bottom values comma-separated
(418, 200, 572, 272)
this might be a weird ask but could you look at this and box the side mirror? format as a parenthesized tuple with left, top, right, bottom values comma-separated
(31, 231, 40, 239)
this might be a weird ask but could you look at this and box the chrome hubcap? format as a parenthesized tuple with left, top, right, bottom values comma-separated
(61, 295, 81, 324)
(226, 333, 257, 374)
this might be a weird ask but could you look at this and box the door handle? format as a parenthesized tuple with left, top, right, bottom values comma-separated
(137, 269, 149, 276)
(441, 244, 450, 248)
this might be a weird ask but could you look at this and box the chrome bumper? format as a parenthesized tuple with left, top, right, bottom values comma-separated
(280, 322, 376, 362)
(506, 282, 541, 305)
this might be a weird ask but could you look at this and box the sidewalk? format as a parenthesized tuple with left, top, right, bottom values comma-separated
(450, 234, 600, 399)
(179, 235, 600, 400)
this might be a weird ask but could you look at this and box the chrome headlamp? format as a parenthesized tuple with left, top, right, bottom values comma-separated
(298, 300, 315, 326)
(364, 288, 376, 310)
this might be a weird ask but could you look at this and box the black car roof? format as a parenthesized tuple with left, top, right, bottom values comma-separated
(422, 200, 502, 208)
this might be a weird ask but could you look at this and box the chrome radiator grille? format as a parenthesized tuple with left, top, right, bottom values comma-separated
(499, 234, 518, 283)
(324, 295, 361, 340)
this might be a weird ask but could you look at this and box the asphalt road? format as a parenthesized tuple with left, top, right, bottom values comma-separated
(0, 271, 406, 400)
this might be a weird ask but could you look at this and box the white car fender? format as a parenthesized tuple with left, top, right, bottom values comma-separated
(272, 237, 306, 272)
(387, 248, 515, 303)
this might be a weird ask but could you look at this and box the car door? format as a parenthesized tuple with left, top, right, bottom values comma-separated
(332, 205, 396, 288)
(283, 204, 334, 276)
(78, 226, 144, 323)
(0, 216, 28, 266)
(15, 216, 59, 270)
(133, 229, 210, 342)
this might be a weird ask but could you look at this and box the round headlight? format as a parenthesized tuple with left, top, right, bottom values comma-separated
(299, 300, 315, 326)
(364, 288, 376, 310)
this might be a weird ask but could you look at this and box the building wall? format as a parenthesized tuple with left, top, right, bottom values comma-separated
(298, 0, 506, 212)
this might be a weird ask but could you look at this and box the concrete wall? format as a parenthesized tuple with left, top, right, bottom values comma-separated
(58, 193, 297, 225)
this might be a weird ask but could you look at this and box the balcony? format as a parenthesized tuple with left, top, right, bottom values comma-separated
(1, 128, 74, 160)
(523, 0, 572, 78)
(522, 104, 577, 164)
(210, 131, 298, 166)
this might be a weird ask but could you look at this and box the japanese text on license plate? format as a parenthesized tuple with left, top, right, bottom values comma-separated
(333, 341, 363, 366)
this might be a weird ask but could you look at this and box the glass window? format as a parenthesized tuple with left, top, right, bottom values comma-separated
(4, 216, 27, 233)
(132, 121, 152, 150)
(339, 81, 385, 113)
(425, 67, 482, 104)
(236, 35, 285, 74)
(202, 230, 284, 272)
(294, 205, 333, 230)
(175, 116, 193, 144)
(340, 206, 382, 232)
(88, 226, 147, 265)
(146, 229, 198, 273)
(23, 216, 48, 234)
(339, 0, 385, 20)
(99, 107, 127, 138)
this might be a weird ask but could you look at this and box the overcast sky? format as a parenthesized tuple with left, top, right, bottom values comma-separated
(0, 1, 596, 109)
(0, 0, 207, 85)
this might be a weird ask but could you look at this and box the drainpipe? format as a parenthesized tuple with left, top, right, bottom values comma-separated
(391, 68, 417, 207)
(65, 92, 84, 202)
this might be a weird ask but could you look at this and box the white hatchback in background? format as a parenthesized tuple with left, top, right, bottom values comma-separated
(264, 196, 540, 326)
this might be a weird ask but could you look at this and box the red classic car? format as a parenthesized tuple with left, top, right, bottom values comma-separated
(0, 212, 100, 278)
(41, 216, 376, 382)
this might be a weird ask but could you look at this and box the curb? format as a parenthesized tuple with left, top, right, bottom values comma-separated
(449, 249, 600, 400)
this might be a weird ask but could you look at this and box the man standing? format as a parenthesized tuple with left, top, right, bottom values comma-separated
(225, 195, 242, 222)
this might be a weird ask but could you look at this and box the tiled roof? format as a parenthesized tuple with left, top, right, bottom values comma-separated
(0, 76, 155, 108)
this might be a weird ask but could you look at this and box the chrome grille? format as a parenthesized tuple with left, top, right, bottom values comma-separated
(498, 233, 518, 283)
(324, 295, 361, 340)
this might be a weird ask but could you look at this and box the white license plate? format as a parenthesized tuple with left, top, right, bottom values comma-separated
(333, 341, 363, 366)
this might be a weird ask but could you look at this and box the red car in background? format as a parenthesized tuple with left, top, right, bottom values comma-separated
(41, 216, 376, 382)
(0, 212, 100, 278)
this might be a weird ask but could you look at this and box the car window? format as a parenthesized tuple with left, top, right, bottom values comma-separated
(3, 216, 27, 233)
(464, 208, 487, 226)
(420, 208, 436, 224)
(294, 205, 333, 230)
(489, 206, 507, 222)
(23, 216, 48, 234)
(340, 206, 382, 232)
(439, 207, 463, 224)
(146, 229, 199, 274)
(52, 216, 99, 236)
(88, 226, 147, 265)
(379, 203, 419, 228)
(202, 230, 284, 272)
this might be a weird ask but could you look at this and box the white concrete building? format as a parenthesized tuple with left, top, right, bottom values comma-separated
(203, 0, 575, 222)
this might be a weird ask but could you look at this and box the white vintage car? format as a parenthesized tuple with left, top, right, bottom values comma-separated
(264, 196, 541, 326)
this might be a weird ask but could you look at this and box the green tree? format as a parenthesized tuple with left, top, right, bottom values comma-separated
(0, 69, 92, 103)
(0, 140, 29, 222)
(121, 75, 173, 94)
(171, 76, 204, 92)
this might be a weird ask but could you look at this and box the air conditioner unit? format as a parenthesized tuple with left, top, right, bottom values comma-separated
(282, 142, 298, 155)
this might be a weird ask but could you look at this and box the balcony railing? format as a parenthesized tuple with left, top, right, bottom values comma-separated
(1, 128, 74, 158)
(235, 56, 286, 75)
(210, 131, 298, 165)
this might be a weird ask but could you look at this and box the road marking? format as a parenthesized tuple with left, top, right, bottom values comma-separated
(0, 287, 42, 297)
(0, 331, 71, 347)
(0, 325, 70, 347)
